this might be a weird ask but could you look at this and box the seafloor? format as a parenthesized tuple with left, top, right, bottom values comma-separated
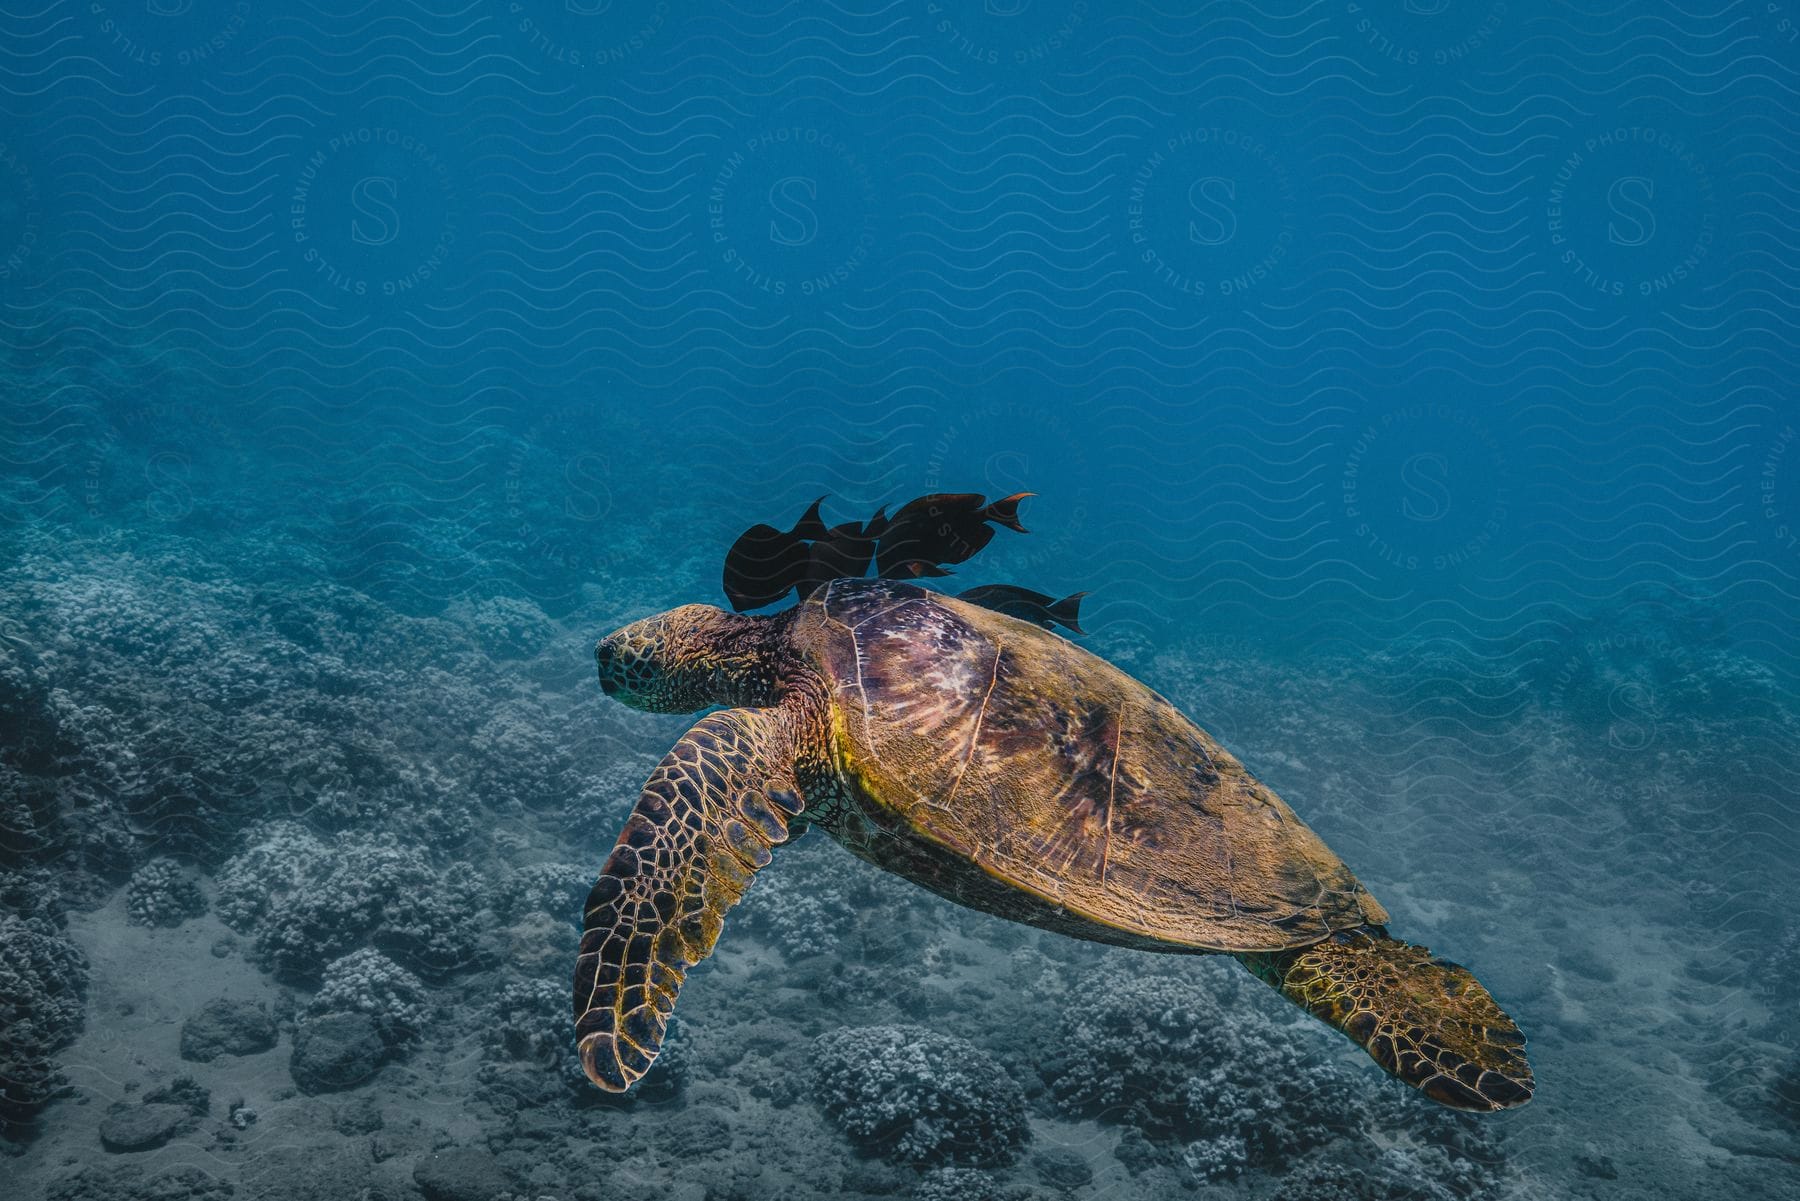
(0, 318, 1795, 1201)
(4, 503, 1798, 1201)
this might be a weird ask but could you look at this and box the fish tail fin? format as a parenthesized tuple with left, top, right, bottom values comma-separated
(792, 495, 828, 541)
(983, 491, 1033, 533)
(1239, 928, 1533, 1112)
(1047, 591, 1087, 635)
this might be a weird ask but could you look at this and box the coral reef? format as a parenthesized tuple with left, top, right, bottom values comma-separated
(125, 858, 207, 928)
(1767, 921, 1800, 1008)
(0, 864, 62, 924)
(1269, 1146, 1502, 1201)
(218, 827, 488, 982)
(468, 707, 586, 817)
(0, 763, 58, 863)
(98, 1103, 195, 1153)
(332, 1096, 383, 1136)
(213, 822, 330, 933)
(1174, 1015, 1361, 1179)
(811, 1024, 1030, 1167)
(307, 949, 431, 1046)
(1039, 958, 1506, 1189)
(0, 541, 529, 879)
(1178, 1133, 1251, 1183)
(0, 915, 90, 1132)
(1770, 1052, 1800, 1129)
(558, 752, 660, 848)
(46, 1164, 235, 1201)
(733, 858, 846, 960)
(735, 836, 933, 964)
(445, 595, 559, 661)
(477, 975, 690, 1108)
(1043, 963, 1249, 1134)
(1271, 1158, 1379, 1201)
(913, 1167, 1005, 1201)
(0, 434, 1789, 1201)
(481, 978, 582, 1082)
(1043, 962, 1361, 1164)
(492, 861, 590, 926)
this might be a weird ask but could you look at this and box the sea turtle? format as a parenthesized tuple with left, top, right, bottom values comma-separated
(575, 577, 1533, 1111)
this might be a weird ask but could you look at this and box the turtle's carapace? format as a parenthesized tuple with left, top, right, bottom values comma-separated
(579, 578, 1533, 1113)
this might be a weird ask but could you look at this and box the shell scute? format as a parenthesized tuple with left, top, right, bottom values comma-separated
(800, 579, 1387, 951)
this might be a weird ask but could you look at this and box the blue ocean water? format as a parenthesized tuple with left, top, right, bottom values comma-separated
(2, 3, 1797, 1199)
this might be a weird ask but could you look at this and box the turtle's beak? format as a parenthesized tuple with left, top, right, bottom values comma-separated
(596, 625, 668, 710)
(596, 606, 742, 714)
(595, 637, 622, 697)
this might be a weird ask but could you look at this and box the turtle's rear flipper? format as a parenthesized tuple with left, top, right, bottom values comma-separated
(1241, 928, 1533, 1111)
(574, 708, 802, 1091)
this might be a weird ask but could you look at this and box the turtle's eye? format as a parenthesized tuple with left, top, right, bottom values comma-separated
(598, 625, 686, 711)
(597, 605, 745, 714)
(597, 633, 657, 705)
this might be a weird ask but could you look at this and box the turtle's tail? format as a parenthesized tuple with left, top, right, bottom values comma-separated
(1238, 927, 1533, 1111)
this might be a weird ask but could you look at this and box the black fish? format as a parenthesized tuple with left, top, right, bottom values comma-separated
(875, 491, 1032, 577)
(798, 506, 889, 599)
(958, 585, 1087, 635)
(722, 496, 827, 611)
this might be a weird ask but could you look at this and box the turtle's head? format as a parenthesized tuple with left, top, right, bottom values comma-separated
(597, 604, 782, 713)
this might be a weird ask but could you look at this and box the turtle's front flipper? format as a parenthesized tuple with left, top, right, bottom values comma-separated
(574, 707, 802, 1091)
(1240, 928, 1533, 1111)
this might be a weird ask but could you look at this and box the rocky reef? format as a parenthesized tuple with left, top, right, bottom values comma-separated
(0, 914, 88, 1133)
(811, 1024, 1031, 1167)
(124, 859, 207, 928)
(218, 824, 489, 982)
(0, 515, 1792, 1201)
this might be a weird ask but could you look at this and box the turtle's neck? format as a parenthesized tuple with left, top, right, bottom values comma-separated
(706, 606, 800, 709)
